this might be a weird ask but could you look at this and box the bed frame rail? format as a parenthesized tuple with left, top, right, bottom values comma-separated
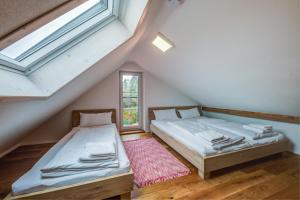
(5, 170, 133, 200)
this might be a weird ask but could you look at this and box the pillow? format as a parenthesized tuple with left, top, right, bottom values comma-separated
(153, 109, 179, 120)
(80, 112, 112, 127)
(178, 108, 200, 119)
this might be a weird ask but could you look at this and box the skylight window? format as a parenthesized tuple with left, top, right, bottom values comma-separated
(0, 0, 118, 74)
(1, 0, 104, 60)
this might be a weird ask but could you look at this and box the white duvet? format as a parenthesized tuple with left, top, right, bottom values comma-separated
(41, 126, 119, 178)
(12, 124, 130, 196)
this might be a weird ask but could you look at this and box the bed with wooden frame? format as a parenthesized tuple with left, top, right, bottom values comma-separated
(5, 109, 133, 200)
(149, 106, 291, 179)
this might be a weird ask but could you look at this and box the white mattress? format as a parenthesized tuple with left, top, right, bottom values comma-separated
(150, 117, 285, 157)
(12, 124, 130, 196)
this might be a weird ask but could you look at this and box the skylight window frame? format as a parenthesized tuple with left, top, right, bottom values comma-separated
(0, 0, 120, 75)
(15, 0, 109, 62)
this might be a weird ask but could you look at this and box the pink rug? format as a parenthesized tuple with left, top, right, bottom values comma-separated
(123, 138, 190, 187)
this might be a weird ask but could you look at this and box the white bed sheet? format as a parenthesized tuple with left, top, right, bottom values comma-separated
(150, 117, 285, 157)
(12, 124, 130, 196)
(194, 118, 278, 140)
(41, 126, 119, 177)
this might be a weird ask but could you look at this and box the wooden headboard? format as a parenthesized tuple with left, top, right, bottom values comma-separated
(148, 105, 202, 121)
(71, 109, 117, 127)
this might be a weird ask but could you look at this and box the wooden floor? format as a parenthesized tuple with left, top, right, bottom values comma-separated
(0, 133, 299, 200)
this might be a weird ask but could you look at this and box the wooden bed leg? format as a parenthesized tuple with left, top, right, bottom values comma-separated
(120, 192, 131, 200)
(198, 170, 210, 180)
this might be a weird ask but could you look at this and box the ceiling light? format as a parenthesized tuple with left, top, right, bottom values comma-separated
(152, 33, 173, 52)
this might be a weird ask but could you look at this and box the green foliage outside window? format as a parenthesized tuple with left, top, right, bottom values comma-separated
(122, 75, 139, 126)
(123, 107, 139, 126)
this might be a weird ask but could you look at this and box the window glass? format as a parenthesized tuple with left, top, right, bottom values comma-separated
(0, 0, 106, 62)
(120, 72, 142, 129)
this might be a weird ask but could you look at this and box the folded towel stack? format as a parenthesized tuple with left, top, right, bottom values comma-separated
(243, 124, 273, 134)
(79, 142, 117, 163)
(40, 127, 120, 178)
(41, 142, 119, 178)
(195, 130, 245, 150)
(169, 121, 245, 150)
(212, 136, 245, 150)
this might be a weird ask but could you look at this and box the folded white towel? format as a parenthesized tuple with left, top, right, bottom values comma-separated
(41, 160, 119, 178)
(248, 124, 272, 131)
(79, 155, 116, 163)
(212, 137, 231, 145)
(243, 125, 272, 134)
(79, 158, 115, 163)
(85, 142, 116, 157)
(212, 136, 245, 150)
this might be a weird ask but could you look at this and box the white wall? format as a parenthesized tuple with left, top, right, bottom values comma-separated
(21, 63, 196, 144)
(130, 0, 300, 116)
(204, 112, 300, 154)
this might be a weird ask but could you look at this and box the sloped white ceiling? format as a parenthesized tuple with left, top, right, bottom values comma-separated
(130, 0, 300, 116)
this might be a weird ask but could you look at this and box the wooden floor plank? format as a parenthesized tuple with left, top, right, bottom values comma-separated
(222, 169, 298, 200)
(0, 132, 299, 200)
(180, 170, 274, 200)
(264, 181, 300, 200)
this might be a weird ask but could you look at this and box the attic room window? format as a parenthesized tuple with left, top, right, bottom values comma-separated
(0, 0, 119, 74)
(120, 71, 143, 130)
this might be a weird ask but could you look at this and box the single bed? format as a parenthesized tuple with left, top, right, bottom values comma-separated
(5, 109, 133, 200)
(149, 106, 291, 179)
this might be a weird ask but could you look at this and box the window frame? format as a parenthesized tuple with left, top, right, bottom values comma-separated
(119, 71, 143, 131)
(0, 0, 120, 75)
(14, 0, 109, 62)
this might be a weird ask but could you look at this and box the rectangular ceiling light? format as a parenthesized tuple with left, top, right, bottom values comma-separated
(152, 33, 173, 52)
